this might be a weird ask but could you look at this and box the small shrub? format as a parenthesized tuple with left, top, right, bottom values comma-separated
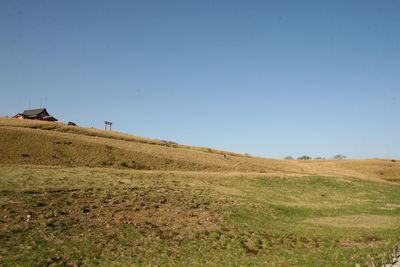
(190, 202, 201, 209)
(101, 161, 113, 166)
(45, 220, 55, 228)
(81, 206, 90, 213)
(119, 162, 129, 168)
(297, 155, 311, 160)
(333, 154, 346, 160)
(160, 196, 167, 204)
(36, 202, 46, 207)
(119, 161, 148, 170)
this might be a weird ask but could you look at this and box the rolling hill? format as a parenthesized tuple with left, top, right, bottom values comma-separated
(1, 118, 399, 266)
(0, 118, 398, 182)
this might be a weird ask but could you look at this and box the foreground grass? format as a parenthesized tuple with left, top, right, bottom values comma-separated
(1, 165, 400, 266)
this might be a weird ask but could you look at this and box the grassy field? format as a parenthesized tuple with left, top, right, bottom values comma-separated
(1, 118, 400, 266)
(1, 166, 400, 266)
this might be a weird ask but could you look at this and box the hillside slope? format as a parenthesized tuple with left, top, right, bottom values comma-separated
(1, 118, 400, 266)
(0, 118, 399, 182)
(1, 165, 400, 266)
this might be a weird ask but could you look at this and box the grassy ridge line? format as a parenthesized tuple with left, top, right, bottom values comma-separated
(0, 118, 399, 182)
(0, 120, 307, 174)
(0, 118, 243, 157)
(0, 127, 232, 171)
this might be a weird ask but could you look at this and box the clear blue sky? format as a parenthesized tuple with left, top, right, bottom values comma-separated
(1, 0, 399, 159)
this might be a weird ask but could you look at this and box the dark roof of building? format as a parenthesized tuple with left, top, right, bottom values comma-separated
(21, 108, 47, 117)
(14, 108, 57, 121)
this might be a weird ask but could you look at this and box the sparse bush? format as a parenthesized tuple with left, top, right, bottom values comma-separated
(119, 161, 148, 170)
(119, 161, 129, 168)
(297, 155, 311, 160)
(101, 161, 114, 166)
(159, 196, 167, 204)
(284, 156, 294, 160)
(81, 206, 90, 213)
(36, 202, 46, 207)
(45, 220, 55, 228)
(333, 154, 346, 160)
(160, 140, 178, 147)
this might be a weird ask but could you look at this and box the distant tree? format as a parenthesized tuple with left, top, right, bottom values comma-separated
(244, 153, 252, 157)
(284, 156, 294, 160)
(333, 154, 346, 160)
(314, 157, 324, 160)
(297, 155, 311, 160)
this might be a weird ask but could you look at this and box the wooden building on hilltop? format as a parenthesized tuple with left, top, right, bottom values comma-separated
(14, 108, 57, 121)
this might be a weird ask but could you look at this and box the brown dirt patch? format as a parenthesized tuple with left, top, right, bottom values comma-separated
(0, 186, 222, 241)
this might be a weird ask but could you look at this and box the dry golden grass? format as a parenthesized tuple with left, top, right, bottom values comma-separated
(305, 215, 400, 229)
(1, 118, 399, 182)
